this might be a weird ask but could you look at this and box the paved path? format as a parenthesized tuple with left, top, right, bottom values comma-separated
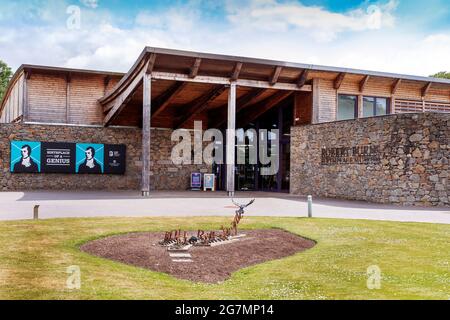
(0, 191, 448, 224)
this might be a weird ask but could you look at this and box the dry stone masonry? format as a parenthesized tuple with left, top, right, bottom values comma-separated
(0, 123, 210, 191)
(291, 113, 449, 207)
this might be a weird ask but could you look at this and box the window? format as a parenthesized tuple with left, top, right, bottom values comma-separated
(337, 95, 358, 120)
(363, 96, 389, 117)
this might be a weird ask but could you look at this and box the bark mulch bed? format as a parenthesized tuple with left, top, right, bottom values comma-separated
(80, 229, 316, 283)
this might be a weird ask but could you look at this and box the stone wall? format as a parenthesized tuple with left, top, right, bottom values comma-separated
(0, 123, 210, 191)
(291, 113, 450, 207)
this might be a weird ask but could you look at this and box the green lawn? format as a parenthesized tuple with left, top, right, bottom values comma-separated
(0, 216, 448, 300)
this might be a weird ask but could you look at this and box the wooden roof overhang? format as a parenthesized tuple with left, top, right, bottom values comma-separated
(98, 47, 315, 129)
(98, 47, 450, 129)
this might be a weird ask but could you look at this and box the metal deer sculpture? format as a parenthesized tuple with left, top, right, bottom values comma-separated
(160, 198, 255, 247)
(230, 198, 255, 235)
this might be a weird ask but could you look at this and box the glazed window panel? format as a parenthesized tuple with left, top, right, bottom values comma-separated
(337, 95, 358, 120)
(363, 97, 375, 118)
(363, 96, 389, 117)
(376, 98, 388, 116)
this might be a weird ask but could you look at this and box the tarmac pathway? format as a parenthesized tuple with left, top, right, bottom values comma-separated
(0, 191, 448, 224)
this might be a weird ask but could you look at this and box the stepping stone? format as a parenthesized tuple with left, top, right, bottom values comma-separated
(169, 253, 192, 258)
(167, 244, 192, 252)
(210, 238, 240, 247)
(172, 259, 193, 263)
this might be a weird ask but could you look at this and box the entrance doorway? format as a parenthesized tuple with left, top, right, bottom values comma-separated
(216, 100, 293, 193)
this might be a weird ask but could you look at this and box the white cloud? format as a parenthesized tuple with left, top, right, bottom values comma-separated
(225, 0, 398, 42)
(0, 0, 449, 78)
(80, 0, 99, 9)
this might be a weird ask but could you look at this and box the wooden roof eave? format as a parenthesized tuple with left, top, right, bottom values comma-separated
(143, 46, 450, 85)
(98, 48, 151, 106)
(97, 46, 450, 117)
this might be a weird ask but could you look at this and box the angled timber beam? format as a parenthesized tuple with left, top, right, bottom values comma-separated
(334, 72, 346, 90)
(236, 88, 266, 112)
(238, 90, 293, 126)
(176, 85, 227, 129)
(151, 72, 311, 91)
(231, 62, 243, 81)
(189, 58, 202, 78)
(104, 56, 152, 113)
(152, 82, 187, 118)
(100, 51, 153, 109)
(422, 82, 432, 98)
(297, 69, 309, 88)
(146, 53, 157, 74)
(391, 78, 401, 95)
(209, 88, 267, 128)
(359, 75, 370, 92)
(104, 59, 150, 126)
(270, 66, 283, 85)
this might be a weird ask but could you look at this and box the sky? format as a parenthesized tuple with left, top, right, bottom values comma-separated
(0, 0, 449, 76)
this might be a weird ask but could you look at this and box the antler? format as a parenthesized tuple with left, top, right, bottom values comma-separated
(242, 199, 255, 208)
(231, 198, 255, 208)
(231, 198, 240, 207)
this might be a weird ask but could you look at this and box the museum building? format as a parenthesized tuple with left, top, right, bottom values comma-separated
(0, 47, 449, 206)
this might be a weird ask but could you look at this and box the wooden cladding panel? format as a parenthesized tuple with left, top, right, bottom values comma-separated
(426, 87, 450, 102)
(105, 77, 121, 94)
(395, 80, 424, 100)
(339, 75, 392, 96)
(391, 80, 450, 102)
(69, 74, 105, 125)
(28, 73, 66, 123)
(28, 73, 126, 125)
(316, 79, 337, 122)
(27, 73, 70, 123)
(308, 70, 338, 81)
(0, 72, 24, 123)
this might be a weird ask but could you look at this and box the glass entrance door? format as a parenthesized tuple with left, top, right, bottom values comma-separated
(219, 99, 293, 193)
(236, 162, 257, 191)
(235, 128, 257, 191)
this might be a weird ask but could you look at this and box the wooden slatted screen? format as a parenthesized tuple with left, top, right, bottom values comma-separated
(395, 99, 450, 114)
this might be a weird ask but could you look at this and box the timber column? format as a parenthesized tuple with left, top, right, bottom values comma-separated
(226, 82, 237, 197)
(142, 72, 152, 197)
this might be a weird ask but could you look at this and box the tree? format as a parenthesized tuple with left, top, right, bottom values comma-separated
(0, 60, 13, 102)
(430, 71, 450, 79)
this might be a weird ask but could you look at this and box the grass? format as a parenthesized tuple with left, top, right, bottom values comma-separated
(0, 216, 448, 300)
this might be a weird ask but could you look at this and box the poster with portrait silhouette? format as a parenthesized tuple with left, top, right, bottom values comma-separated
(76, 143, 104, 174)
(10, 141, 41, 173)
(10, 141, 125, 175)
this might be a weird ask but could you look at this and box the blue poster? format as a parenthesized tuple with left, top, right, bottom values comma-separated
(204, 174, 215, 190)
(191, 172, 202, 189)
(10, 141, 41, 173)
(75, 143, 104, 174)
